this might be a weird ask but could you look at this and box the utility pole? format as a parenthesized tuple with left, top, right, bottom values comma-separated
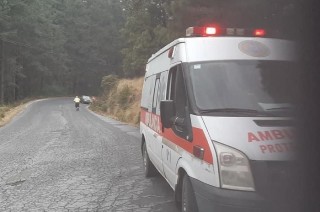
(0, 39, 4, 105)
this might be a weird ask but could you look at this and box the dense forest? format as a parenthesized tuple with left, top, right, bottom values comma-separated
(0, 0, 299, 104)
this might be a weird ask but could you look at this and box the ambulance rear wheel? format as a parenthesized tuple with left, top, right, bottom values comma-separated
(182, 174, 198, 212)
(142, 142, 157, 177)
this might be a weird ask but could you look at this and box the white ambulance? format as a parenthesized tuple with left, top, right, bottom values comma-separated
(140, 26, 298, 212)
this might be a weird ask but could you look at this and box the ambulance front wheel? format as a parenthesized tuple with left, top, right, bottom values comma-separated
(182, 174, 199, 212)
(142, 142, 157, 177)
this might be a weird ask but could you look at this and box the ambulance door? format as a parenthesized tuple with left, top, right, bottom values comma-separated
(143, 75, 159, 168)
(162, 64, 190, 187)
(149, 73, 164, 173)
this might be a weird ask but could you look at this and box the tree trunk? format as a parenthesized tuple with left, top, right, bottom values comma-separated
(13, 70, 16, 101)
(0, 39, 5, 105)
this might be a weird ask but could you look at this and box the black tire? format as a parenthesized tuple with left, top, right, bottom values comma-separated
(142, 142, 157, 177)
(181, 174, 198, 212)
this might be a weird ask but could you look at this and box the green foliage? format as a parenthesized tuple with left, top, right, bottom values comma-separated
(120, 0, 174, 77)
(42, 84, 68, 97)
(62, 0, 125, 94)
(0, 0, 70, 102)
(0, 0, 125, 103)
(101, 75, 119, 96)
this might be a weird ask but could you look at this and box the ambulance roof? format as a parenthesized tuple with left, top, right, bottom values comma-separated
(147, 37, 295, 64)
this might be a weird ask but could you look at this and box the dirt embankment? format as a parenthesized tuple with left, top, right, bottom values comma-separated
(0, 103, 28, 127)
(90, 77, 143, 126)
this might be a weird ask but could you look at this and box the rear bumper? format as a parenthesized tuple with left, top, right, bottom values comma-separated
(190, 177, 294, 212)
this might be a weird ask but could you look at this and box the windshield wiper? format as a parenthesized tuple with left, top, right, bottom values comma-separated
(200, 108, 261, 114)
(199, 108, 270, 116)
(265, 107, 293, 111)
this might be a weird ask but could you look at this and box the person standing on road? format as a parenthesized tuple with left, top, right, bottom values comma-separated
(74, 96, 80, 109)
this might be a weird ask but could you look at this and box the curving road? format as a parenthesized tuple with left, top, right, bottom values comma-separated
(0, 98, 179, 212)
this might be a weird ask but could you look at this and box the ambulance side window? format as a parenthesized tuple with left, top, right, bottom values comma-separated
(152, 74, 161, 114)
(157, 72, 168, 115)
(147, 75, 156, 112)
(174, 67, 187, 119)
(168, 65, 192, 140)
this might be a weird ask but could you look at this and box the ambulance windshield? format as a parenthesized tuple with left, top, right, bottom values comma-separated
(188, 60, 299, 116)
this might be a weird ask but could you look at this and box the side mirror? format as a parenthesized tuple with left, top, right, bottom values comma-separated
(160, 100, 175, 129)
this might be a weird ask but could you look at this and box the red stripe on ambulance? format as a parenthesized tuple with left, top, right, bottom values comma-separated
(141, 109, 213, 164)
(163, 127, 213, 164)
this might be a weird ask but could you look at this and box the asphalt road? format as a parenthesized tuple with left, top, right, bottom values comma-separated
(0, 98, 179, 212)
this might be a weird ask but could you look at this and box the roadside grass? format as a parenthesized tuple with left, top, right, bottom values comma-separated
(0, 98, 34, 127)
(0, 106, 10, 119)
(90, 77, 144, 126)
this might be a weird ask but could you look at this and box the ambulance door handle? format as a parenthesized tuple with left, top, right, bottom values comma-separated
(153, 133, 158, 138)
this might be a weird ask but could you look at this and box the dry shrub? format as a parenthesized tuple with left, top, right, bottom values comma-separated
(91, 77, 144, 126)
(0, 106, 9, 119)
(117, 85, 132, 109)
(101, 75, 119, 97)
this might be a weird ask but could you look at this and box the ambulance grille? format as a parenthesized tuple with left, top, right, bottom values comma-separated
(253, 120, 294, 127)
(250, 161, 300, 204)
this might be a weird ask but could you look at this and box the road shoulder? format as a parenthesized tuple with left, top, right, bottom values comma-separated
(0, 104, 28, 127)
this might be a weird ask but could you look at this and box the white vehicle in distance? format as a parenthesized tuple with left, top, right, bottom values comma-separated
(140, 25, 298, 212)
(80, 95, 92, 104)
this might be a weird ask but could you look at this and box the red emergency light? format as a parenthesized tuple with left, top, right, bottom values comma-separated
(205, 27, 217, 35)
(186, 26, 219, 37)
(254, 29, 266, 37)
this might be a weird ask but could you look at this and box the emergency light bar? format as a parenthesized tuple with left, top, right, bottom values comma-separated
(186, 26, 267, 37)
(186, 26, 219, 37)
